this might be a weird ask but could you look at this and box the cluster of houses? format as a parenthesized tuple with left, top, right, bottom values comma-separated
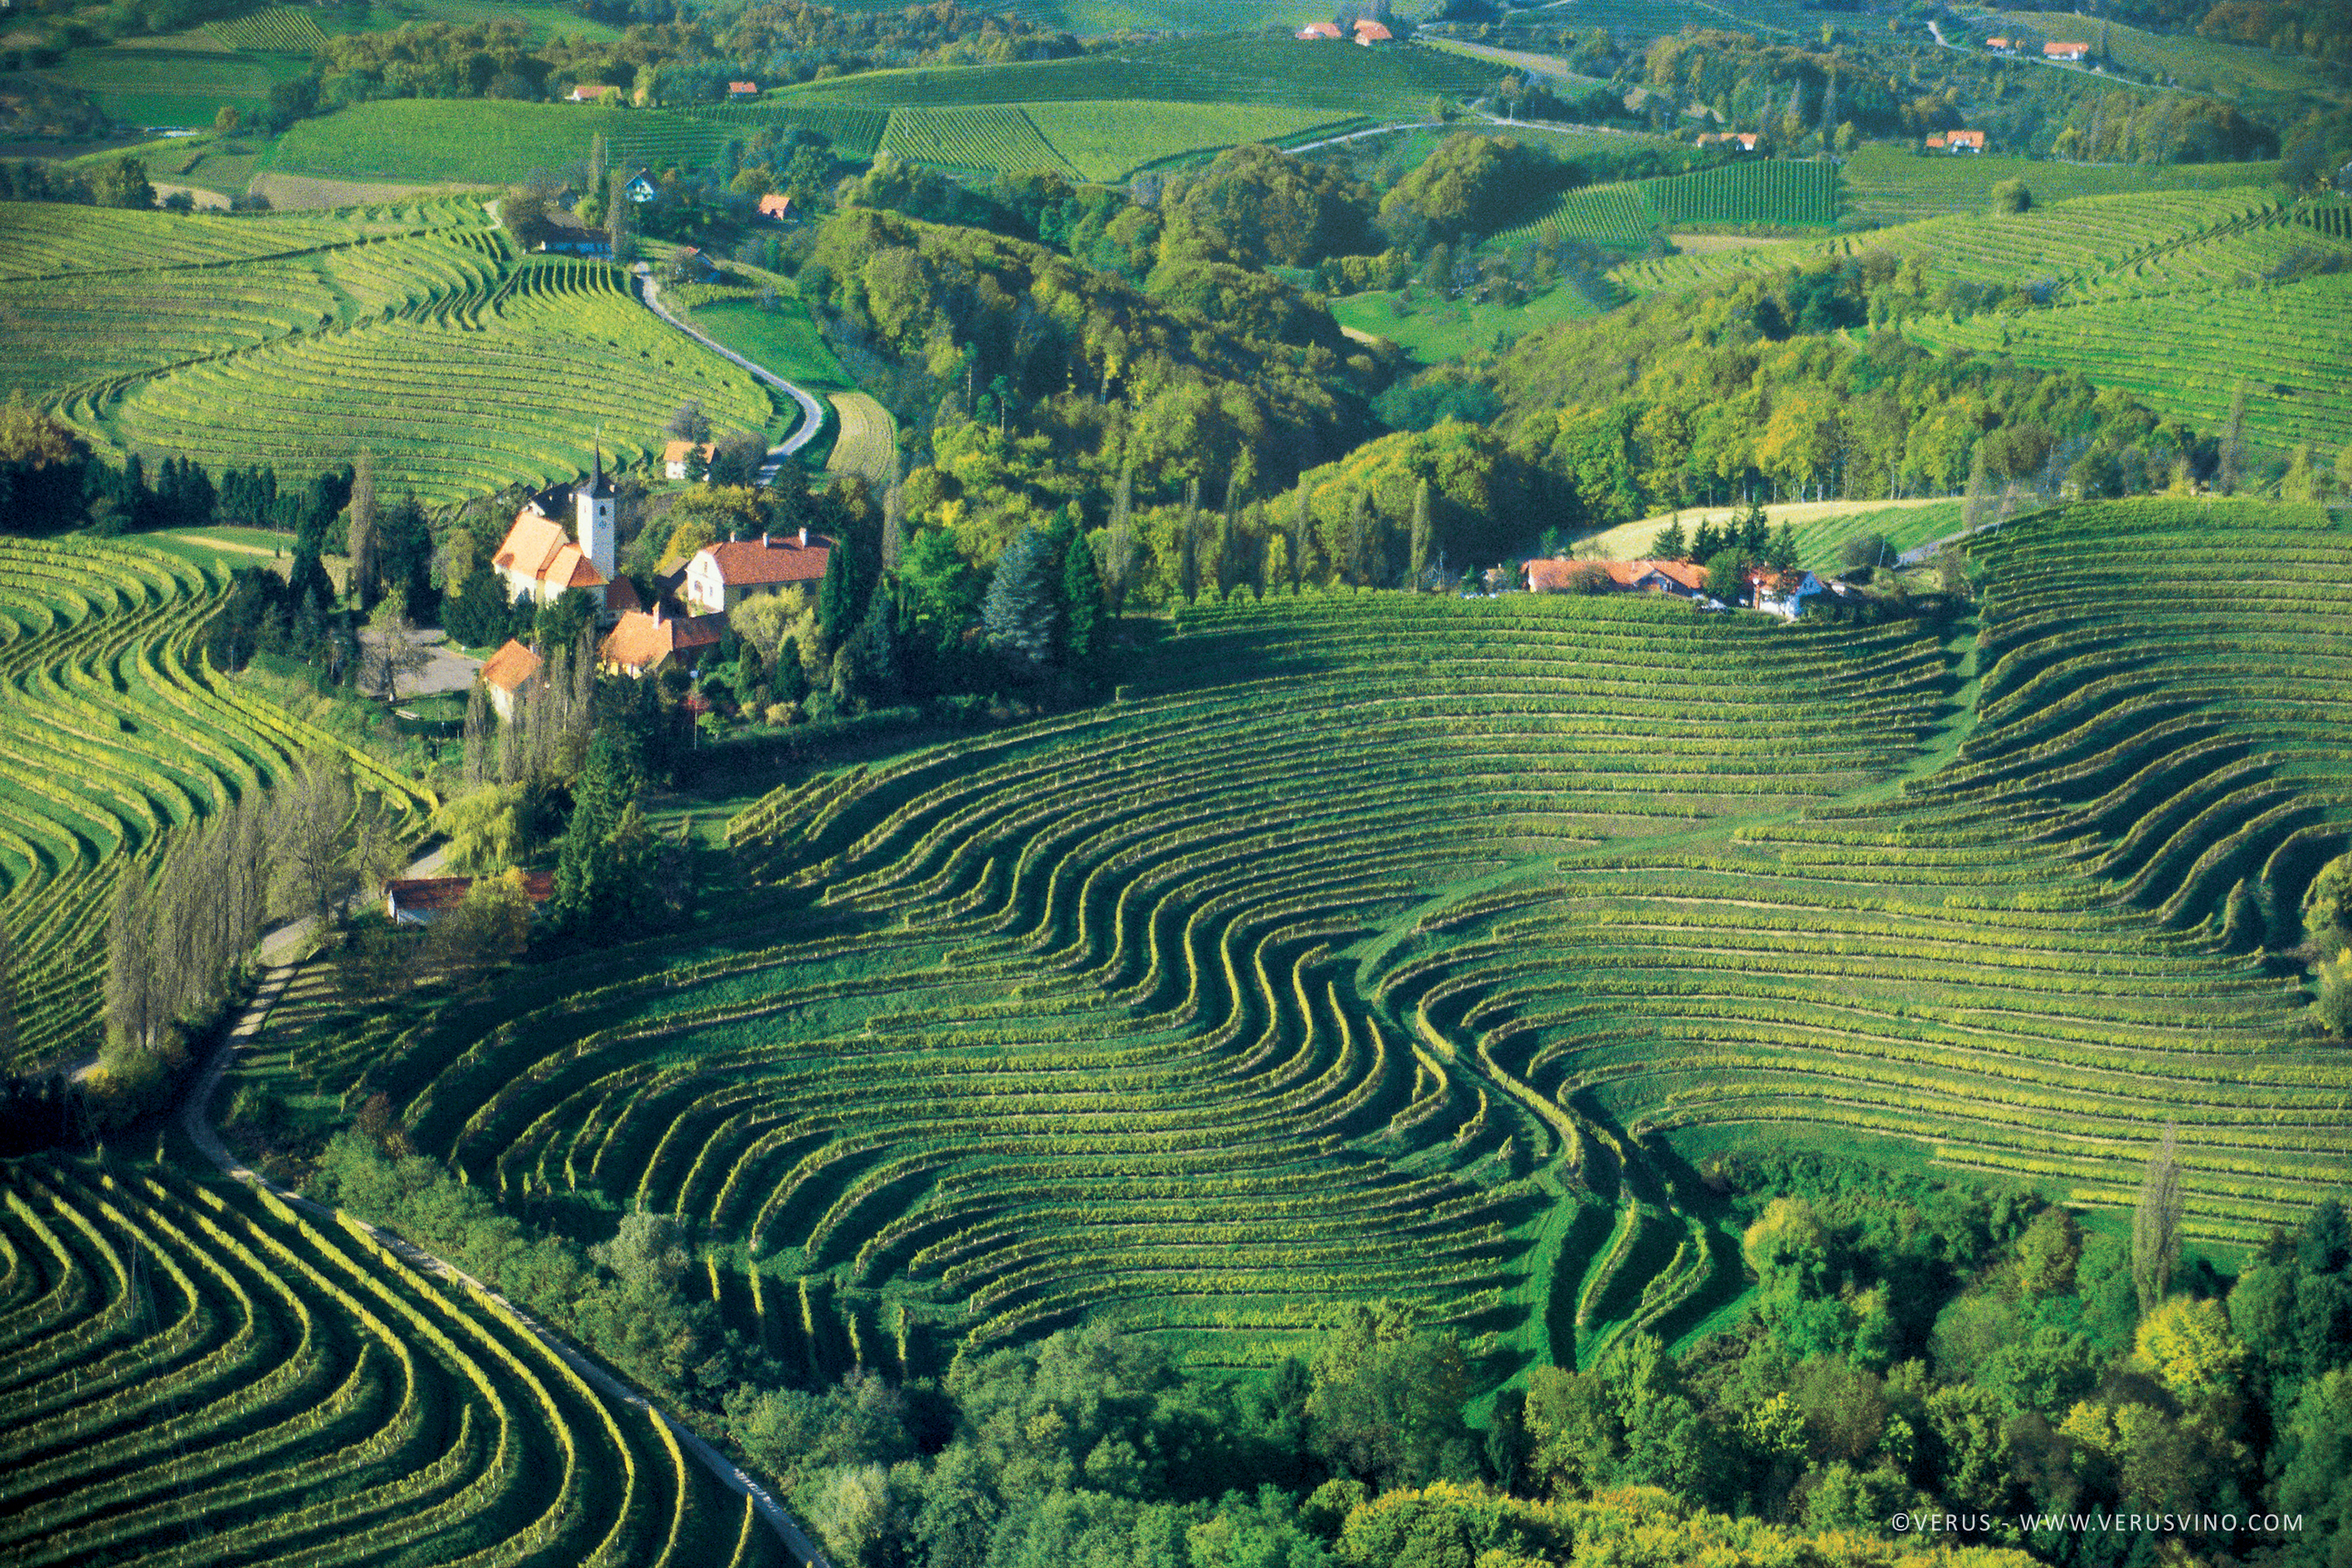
(1298, 17, 1394, 43)
(1523, 556, 1855, 621)
(474, 456, 833, 720)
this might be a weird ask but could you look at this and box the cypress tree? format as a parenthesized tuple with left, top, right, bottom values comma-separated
(1059, 528, 1105, 670)
(817, 537, 859, 645)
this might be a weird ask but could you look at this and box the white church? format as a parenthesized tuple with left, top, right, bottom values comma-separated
(488, 452, 640, 620)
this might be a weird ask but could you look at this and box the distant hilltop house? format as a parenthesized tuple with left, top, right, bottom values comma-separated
(1352, 17, 1393, 44)
(727, 80, 759, 100)
(567, 82, 621, 103)
(1984, 36, 2017, 55)
(674, 246, 719, 281)
(624, 171, 659, 203)
(663, 440, 718, 480)
(2044, 40, 2089, 61)
(387, 871, 554, 926)
(685, 528, 831, 615)
(599, 604, 724, 677)
(1926, 130, 1987, 153)
(757, 192, 795, 222)
(1297, 21, 1342, 38)
(489, 453, 639, 622)
(1525, 558, 1711, 599)
(1697, 130, 1760, 151)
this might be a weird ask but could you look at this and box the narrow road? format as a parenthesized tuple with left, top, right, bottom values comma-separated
(178, 856, 833, 1568)
(635, 262, 826, 486)
(1284, 119, 1443, 154)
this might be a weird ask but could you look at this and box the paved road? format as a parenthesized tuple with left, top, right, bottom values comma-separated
(175, 861, 835, 1568)
(635, 262, 826, 487)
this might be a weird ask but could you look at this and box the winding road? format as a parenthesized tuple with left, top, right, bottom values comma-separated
(635, 261, 827, 487)
(181, 876, 833, 1568)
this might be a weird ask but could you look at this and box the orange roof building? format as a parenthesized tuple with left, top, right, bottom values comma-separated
(2044, 40, 2089, 59)
(568, 83, 621, 102)
(685, 528, 832, 614)
(479, 638, 542, 722)
(1353, 17, 1393, 44)
(1298, 21, 1342, 38)
(599, 604, 725, 676)
(1526, 558, 1710, 597)
(489, 451, 619, 619)
(663, 441, 718, 480)
(727, 80, 758, 98)
(757, 192, 794, 221)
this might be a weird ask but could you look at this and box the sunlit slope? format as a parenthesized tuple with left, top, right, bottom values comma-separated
(328, 595, 1945, 1370)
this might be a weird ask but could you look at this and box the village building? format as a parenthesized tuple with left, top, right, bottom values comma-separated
(1926, 130, 1987, 153)
(2044, 40, 2089, 61)
(728, 80, 759, 100)
(1984, 36, 2017, 54)
(387, 870, 556, 926)
(1744, 567, 1824, 620)
(757, 192, 795, 222)
(624, 171, 658, 203)
(663, 441, 718, 480)
(684, 528, 830, 615)
(537, 209, 610, 256)
(1353, 17, 1393, 44)
(1697, 130, 1760, 151)
(478, 639, 542, 723)
(1297, 20, 1342, 38)
(599, 604, 726, 677)
(488, 452, 631, 620)
(1525, 558, 1711, 598)
(567, 82, 621, 103)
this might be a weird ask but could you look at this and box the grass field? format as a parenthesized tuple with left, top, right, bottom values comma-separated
(784, 34, 1501, 118)
(37, 47, 309, 129)
(313, 0, 625, 41)
(825, 392, 898, 487)
(1332, 281, 1604, 363)
(1576, 497, 1964, 567)
(1841, 144, 2282, 226)
(684, 297, 857, 398)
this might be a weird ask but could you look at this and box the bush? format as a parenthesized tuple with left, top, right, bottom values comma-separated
(1991, 178, 2032, 216)
(2314, 948, 2352, 1038)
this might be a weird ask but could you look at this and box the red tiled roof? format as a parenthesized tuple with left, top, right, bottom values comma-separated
(605, 577, 643, 616)
(599, 607, 724, 670)
(387, 870, 556, 915)
(1946, 129, 1985, 148)
(1353, 18, 1392, 41)
(2044, 40, 2088, 54)
(728, 80, 757, 94)
(1298, 21, 1342, 37)
(1645, 560, 1709, 592)
(479, 638, 541, 694)
(697, 532, 832, 589)
(757, 192, 793, 217)
(663, 440, 717, 465)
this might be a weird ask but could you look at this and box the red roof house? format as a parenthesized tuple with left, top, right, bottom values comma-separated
(598, 604, 726, 676)
(478, 638, 541, 722)
(1353, 17, 1393, 44)
(2044, 40, 2089, 60)
(727, 80, 759, 99)
(685, 529, 832, 614)
(1298, 21, 1342, 38)
(757, 192, 794, 221)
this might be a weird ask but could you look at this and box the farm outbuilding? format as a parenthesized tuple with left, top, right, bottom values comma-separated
(1353, 18, 1393, 44)
(599, 604, 725, 676)
(2044, 41, 2089, 60)
(1297, 21, 1342, 38)
(757, 192, 794, 221)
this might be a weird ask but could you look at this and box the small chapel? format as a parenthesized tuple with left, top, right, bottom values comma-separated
(489, 452, 640, 621)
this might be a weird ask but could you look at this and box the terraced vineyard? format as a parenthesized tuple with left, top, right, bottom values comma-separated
(1906, 274, 2352, 456)
(0, 1153, 782, 1567)
(1491, 158, 1838, 251)
(2, 202, 774, 506)
(878, 105, 1075, 178)
(0, 536, 431, 1069)
(203, 4, 328, 51)
(296, 592, 1945, 1372)
(1383, 502, 2352, 1283)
